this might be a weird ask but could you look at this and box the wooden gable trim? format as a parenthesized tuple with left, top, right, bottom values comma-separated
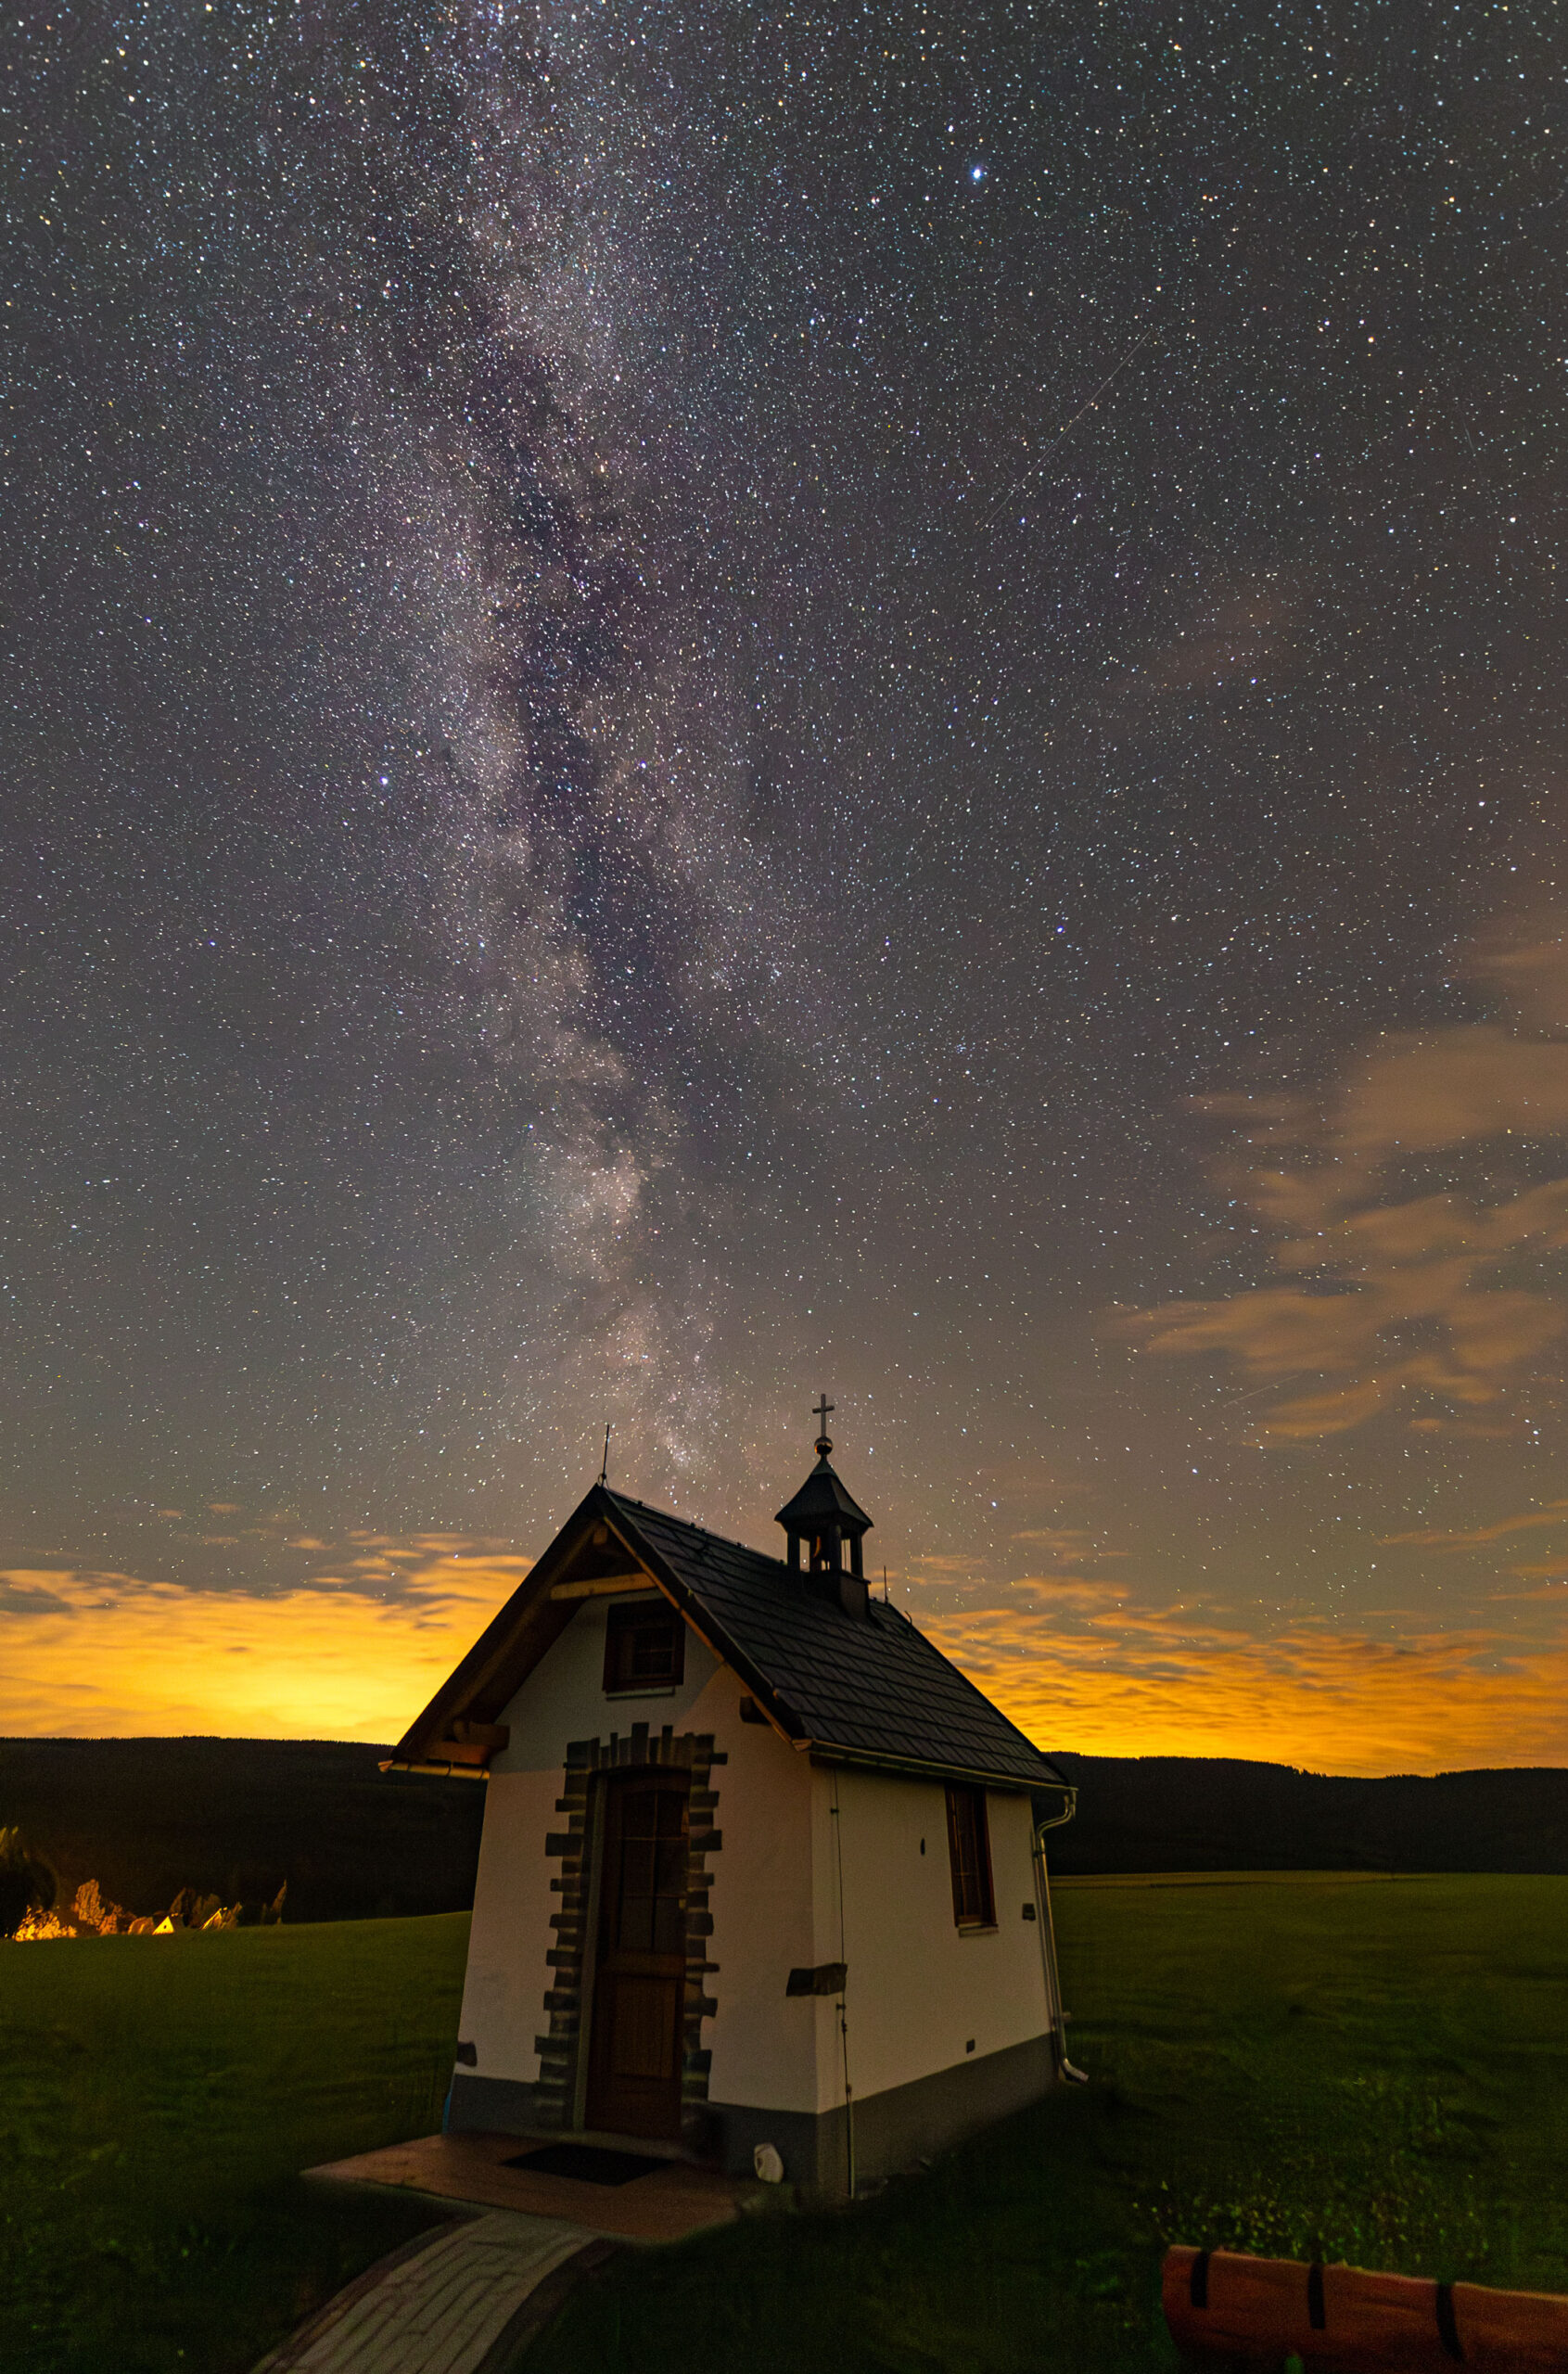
(388, 1487, 781, 1771)
(390, 1487, 640, 1768)
(595, 1503, 807, 1749)
(548, 1572, 658, 1600)
(378, 1755, 492, 1780)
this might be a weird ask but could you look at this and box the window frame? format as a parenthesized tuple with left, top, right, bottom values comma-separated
(602, 1597, 686, 1697)
(944, 1782, 996, 1931)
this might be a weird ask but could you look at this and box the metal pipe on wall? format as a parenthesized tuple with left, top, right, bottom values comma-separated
(829, 1768, 856, 2197)
(1032, 1789, 1088, 2084)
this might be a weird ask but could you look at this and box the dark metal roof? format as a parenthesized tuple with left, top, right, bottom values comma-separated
(603, 1489, 1064, 1793)
(773, 1453, 873, 1538)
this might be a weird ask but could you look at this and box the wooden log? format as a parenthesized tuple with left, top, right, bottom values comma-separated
(1163, 2244, 1568, 2374)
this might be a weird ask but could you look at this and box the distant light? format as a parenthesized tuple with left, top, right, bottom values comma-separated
(970, 163, 987, 182)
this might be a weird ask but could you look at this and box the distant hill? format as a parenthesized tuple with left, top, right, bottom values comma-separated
(1042, 1755, 1568, 1875)
(0, 1738, 485, 1923)
(5, 1741, 1566, 1927)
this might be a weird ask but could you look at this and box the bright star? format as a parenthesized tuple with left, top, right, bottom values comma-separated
(970, 163, 987, 182)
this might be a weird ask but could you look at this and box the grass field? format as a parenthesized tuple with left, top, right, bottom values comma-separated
(3, 1875, 1566, 2373)
(0, 1914, 468, 2373)
(516, 1872, 1568, 2374)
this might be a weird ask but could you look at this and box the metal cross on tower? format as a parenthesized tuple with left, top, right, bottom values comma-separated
(813, 1394, 834, 1444)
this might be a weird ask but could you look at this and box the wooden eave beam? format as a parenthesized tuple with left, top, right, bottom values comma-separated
(378, 1757, 491, 1780)
(548, 1570, 657, 1600)
(390, 1487, 617, 1763)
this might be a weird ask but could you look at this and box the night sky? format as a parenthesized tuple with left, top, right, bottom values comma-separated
(6, 0, 1568, 1768)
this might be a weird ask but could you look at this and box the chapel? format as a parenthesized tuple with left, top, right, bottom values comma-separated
(389, 1411, 1076, 2196)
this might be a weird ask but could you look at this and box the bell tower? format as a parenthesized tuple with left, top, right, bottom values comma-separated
(774, 1396, 874, 1616)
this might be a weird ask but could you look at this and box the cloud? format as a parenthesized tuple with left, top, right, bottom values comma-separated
(1381, 1501, 1568, 1551)
(1009, 1527, 1128, 1568)
(1126, 917, 1568, 1438)
(905, 1552, 986, 1585)
(1128, 578, 1301, 702)
(6, 1518, 1561, 1777)
(1462, 921, 1568, 1034)
(0, 1577, 71, 1616)
(0, 1541, 529, 1740)
(1494, 1574, 1568, 1602)
(925, 1599, 1568, 1776)
(1007, 1575, 1132, 1611)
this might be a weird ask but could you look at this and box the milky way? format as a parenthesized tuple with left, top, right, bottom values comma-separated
(6, 0, 1568, 1762)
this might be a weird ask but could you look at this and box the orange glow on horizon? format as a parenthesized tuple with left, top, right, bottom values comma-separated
(926, 1602, 1568, 1777)
(1, 1546, 1564, 1776)
(0, 1547, 528, 1742)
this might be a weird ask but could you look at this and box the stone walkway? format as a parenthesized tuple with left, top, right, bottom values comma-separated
(252, 2211, 616, 2374)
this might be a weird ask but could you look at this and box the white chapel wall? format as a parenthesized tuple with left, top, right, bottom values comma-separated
(492, 1590, 721, 1769)
(700, 1667, 821, 2115)
(455, 1764, 557, 2085)
(824, 1767, 1050, 2105)
(458, 1594, 719, 2090)
(453, 1584, 1049, 2125)
(457, 1591, 828, 2114)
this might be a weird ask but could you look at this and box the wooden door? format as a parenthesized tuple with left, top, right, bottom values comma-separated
(584, 1769, 689, 2138)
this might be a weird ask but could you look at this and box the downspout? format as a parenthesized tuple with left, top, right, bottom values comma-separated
(1032, 1789, 1088, 2084)
(830, 1768, 856, 2200)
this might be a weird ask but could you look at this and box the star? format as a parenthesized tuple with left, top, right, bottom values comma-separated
(2, 0, 1562, 1774)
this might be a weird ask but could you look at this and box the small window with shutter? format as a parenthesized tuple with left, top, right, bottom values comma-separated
(603, 1600, 685, 1695)
(945, 1783, 995, 1929)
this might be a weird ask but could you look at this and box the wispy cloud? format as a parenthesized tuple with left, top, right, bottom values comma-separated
(1007, 1575, 1133, 1612)
(1008, 1526, 1128, 1568)
(1381, 1501, 1568, 1551)
(928, 1598, 1568, 1776)
(0, 1541, 529, 1740)
(1127, 919, 1568, 1440)
(7, 1519, 1561, 1776)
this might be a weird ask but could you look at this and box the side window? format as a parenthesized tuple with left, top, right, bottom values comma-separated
(603, 1600, 685, 1695)
(944, 1783, 995, 1929)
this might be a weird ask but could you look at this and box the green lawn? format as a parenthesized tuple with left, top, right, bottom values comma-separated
(3, 1877, 1566, 2374)
(0, 1914, 469, 2373)
(517, 1874, 1568, 2374)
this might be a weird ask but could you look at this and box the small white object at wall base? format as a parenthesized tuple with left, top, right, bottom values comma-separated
(753, 2143, 785, 2184)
